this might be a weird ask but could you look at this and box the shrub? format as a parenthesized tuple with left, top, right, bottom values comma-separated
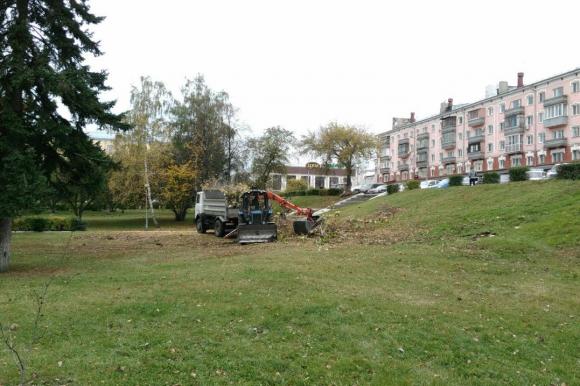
(449, 175, 464, 187)
(285, 179, 308, 192)
(319, 189, 329, 196)
(306, 188, 320, 196)
(556, 163, 580, 180)
(12, 216, 87, 232)
(405, 180, 420, 190)
(482, 172, 500, 184)
(327, 188, 342, 196)
(509, 166, 529, 182)
(386, 184, 399, 195)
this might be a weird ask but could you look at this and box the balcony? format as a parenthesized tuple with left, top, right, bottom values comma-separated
(399, 138, 410, 145)
(503, 121, 525, 135)
(442, 156, 456, 165)
(417, 132, 429, 140)
(468, 133, 485, 144)
(467, 108, 485, 127)
(544, 138, 567, 149)
(543, 95, 567, 107)
(416, 142, 429, 150)
(416, 160, 428, 167)
(441, 138, 456, 150)
(543, 115, 568, 128)
(504, 106, 525, 117)
(399, 164, 409, 172)
(505, 143, 523, 154)
(468, 151, 485, 160)
(398, 150, 410, 158)
(379, 167, 390, 174)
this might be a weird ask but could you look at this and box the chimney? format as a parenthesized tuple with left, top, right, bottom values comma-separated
(517, 72, 524, 88)
(447, 98, 453, 111)
(498, 81, 509, 94)
(410, 112, 416, 123)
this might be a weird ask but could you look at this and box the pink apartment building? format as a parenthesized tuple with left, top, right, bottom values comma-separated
(376, 68, 580, 182)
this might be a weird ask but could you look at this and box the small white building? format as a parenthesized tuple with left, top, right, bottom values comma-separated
(270, 165, 351, 191)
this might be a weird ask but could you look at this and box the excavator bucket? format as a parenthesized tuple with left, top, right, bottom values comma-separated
(293, 216, 321, 235)
(237, 223, 277, 244)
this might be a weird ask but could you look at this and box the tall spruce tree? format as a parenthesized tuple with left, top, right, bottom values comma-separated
(0, 0, 127, 272)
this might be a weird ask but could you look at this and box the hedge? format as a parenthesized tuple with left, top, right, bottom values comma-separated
(386, 184, 399, 194)
(449, 175, 464, 186)
(509, 166, 529, 182)
(405, 180, 420, 190)
(556, 163, 580, 180)
(482, 172, 500, 184)
(13, 217, 86, 232)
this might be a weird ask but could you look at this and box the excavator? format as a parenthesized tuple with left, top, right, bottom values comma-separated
(234, 189, 322, 244)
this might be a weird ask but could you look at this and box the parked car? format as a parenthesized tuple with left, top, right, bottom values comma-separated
(368, 184, 387, 194)
(420, 180, 438, 189)
(360, 183, 384, 194)
(397, 183, 406, 192)
(436, 178, 450, 189)
(351, 185, 366, 194)
(526, 168, 547, 181)
(546, 163, 566, 179)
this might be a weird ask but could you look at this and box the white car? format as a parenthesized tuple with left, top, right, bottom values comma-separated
(420, 180, 438, 189)
(547, 164, 565, 179)
(526, 168, 547, 181)
(368, 184, 387, 194)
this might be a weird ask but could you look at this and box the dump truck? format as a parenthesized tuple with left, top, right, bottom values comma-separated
(194, 190, 239, 237)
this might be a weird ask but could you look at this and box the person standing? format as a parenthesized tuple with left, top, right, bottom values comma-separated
(469, 169, 477, 186)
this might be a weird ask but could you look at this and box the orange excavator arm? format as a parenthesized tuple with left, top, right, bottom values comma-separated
(266, 191, 314, 220)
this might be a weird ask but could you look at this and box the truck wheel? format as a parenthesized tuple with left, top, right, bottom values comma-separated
(196, 217, 206, 234)
(214, 219, 225, 237)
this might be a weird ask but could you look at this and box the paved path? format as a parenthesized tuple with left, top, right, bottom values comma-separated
(313, 193, 378, 216)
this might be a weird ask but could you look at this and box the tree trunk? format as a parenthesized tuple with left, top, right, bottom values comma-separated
(174, 207, 187, 222)
(0, 218, 12, 273)
(346, 166, 353, 192)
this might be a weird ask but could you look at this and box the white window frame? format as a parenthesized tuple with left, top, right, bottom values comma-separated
(572, 104, 580, 116)
(488, 125, 494, 135)
(538, 133, 545, 143)
(573, 126, 580, 137)
(487, 107, 494, 116)
(527, 94, 534, 105)
(572, 80, 580, 93)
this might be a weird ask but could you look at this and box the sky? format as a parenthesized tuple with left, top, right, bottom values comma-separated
(88, 0, 580, 142)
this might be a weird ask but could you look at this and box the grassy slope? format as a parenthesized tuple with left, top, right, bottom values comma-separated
(1, 181, 578, 385)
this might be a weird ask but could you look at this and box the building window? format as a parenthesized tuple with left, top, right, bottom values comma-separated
(315, 176, 325, 188)
(553, 152, 564, 162)
(539, 154, 546, 164)
(545, 103, 566, 119)
(527, 95, 534, 105)
(458, 133, 463, 140)
(300, 176, 309, 186)
(553, 130, 565, 139)
(539, 91, 545, 102)
(572, 104, 580, 115)
(488, 107, 494, 116)
(538, 112, 544, 123)
(573, 81, 580, 93)
(500, 159, 505, 168)
(573, 126, 580, 137)
(500, 103, 505, 113)
(488, 143, 493, 152)
(553, 87, 564, 97)
(487, 160, 493, 170)
(500, 140, 505, 150)
(512, 157, 521, 167)
(431, 154, 435, 162)
(527, 156, 534, 165)
(511, 99, 521, 108)
(431, 139, 435, 147)
(538, 132, 545, 143)
(573, 150, 580, 160)
(474, 161, 483, 172)
(526, 115, 533, 127)
(458, 149, 463, 157)
(500, 122, 504, 131)
(488, 125, 494, 134)
(458, 117, 463, 124)
(447, 151, 454, 157)
(527, 135, 533, 145)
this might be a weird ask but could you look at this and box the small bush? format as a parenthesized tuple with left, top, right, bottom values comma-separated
(319, 189, 328, 196)
(509, 166, 529, 182)
(405, 180, 420, 190)
(386, 184, 399, 195)
(449, 175, 464, 187)
(556, 163, 580, 180)
(285, 179, 308, 192)
(306, 188, 320, 196)
(28, 217, 49, 232)
(482, 172, 500, 184)
(327, 188, 342, 196)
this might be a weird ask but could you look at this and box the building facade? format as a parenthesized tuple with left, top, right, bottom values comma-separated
(270, 166, 350, 191)
(376, 69, 580, 182)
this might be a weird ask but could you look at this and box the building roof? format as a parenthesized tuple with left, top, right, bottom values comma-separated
(284, 166, 349, 177)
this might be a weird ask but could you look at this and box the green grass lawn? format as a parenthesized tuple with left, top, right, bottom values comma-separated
(1, 180, 579, 385)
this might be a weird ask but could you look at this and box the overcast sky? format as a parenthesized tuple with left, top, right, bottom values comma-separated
(88, 0, 580, 139)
